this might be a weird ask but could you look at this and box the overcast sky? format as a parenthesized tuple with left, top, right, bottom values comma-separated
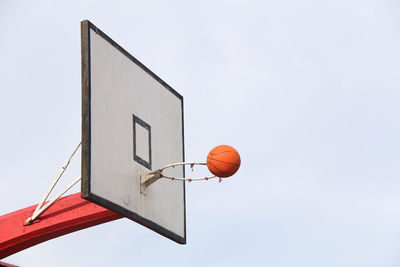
(1, 0, 400, 266)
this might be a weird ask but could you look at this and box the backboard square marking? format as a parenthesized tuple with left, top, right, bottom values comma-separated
(133, 114, 152, 170)
(135, 123, 150, 162)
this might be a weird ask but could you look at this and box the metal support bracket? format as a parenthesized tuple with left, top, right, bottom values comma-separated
(141, 170, 162, 188)
(25, 142, 81, 225)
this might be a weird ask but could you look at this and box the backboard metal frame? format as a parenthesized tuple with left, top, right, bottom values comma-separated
(81, 20, 186, 244)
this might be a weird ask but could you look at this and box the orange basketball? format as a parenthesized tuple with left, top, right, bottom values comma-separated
(206, 145, 241, 178)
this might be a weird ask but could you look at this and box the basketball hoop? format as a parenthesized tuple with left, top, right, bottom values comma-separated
(141, 162, 219, 188)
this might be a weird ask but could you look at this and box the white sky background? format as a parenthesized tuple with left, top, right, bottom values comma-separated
(1, 0, 400, 266)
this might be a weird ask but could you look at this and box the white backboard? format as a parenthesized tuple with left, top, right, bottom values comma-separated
(81, 20, 185, 244)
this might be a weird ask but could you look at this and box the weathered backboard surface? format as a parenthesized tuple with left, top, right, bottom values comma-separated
(81, 20, 185, 244)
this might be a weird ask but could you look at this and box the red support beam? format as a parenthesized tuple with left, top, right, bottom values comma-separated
(0, 193, 122, 259)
